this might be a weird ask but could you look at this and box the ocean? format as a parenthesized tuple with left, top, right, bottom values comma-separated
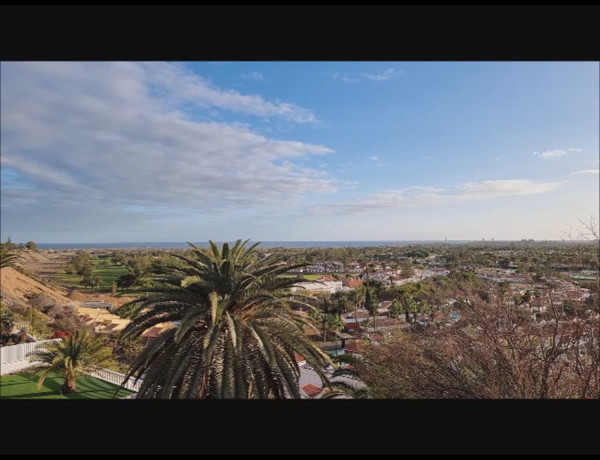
(35, 240, 474, 250)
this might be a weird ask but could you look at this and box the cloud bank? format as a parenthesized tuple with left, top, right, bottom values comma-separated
(1, 62, 336, 218)
(319, 179, 564, 215)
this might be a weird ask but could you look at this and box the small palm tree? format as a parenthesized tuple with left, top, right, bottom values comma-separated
(401, 295, 417, 323)
(29, 329, 114, 394)
(364, 283, 378, 332)
(119, 239, 332, 399)
(0, 245, 20, 269)
(349, 288, 364, 333)
(327, 314, 344, 352)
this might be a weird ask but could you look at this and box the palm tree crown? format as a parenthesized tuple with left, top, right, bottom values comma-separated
(29, 329, 114, 394)
(119, 239, 332, 399)
(0, 245, 21, 269)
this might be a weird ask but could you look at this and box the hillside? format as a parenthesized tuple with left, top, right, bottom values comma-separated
(0, 267, 71, 306)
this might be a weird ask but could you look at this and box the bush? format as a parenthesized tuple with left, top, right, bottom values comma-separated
(50, 330, 69, 339)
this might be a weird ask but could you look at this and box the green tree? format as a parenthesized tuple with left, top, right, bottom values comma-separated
(67, 252, 93, 276)
(390, 299, 403, 319)
(25, 241, 37, 251)
(91, 275, 104, 290)
(119, 254, 153, 288)
(119, 239, 332, 399)
(116, 273, 137, 291)
(29, 329, 114, 394)
(111, 251, 127, 266)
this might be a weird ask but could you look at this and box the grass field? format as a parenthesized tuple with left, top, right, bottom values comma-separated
(0, 371, 134, 399)
(57, 259, 127, 292)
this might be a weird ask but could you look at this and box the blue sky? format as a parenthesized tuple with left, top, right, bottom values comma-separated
(1, 61, 598, 243)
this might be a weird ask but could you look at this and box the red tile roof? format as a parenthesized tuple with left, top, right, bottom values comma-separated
(342, 278, 363, 288)
(318, 276, 337, 282)
(344, 340, 363, 353)
(295, 353, 306, 363)
(301, 383, 323, 398)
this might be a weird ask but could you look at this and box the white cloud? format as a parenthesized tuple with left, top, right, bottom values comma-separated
(362, 68, 403, 81)
(369, 156, 379, 161)
(241, 71, 264, 81)
(342, 76, 361, 84)
(571, 169, 599, 175)
(0, 62, 336, 218)
(421, 156, 430, 160)
(333, 68, 403, 84)
(533, 148, 581, 159)
(319, 179, 564, 215)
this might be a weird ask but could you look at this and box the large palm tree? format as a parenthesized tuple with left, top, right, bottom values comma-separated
(29, 329, 114, 394)
(119, 239, 332, 399)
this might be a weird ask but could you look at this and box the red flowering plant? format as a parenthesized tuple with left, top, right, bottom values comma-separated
(50, 330, 70, 340)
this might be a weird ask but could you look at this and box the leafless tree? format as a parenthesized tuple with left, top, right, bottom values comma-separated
(354, 283, 599, 399)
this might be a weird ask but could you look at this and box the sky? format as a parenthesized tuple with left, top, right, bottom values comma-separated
(1, 61, 598, 243)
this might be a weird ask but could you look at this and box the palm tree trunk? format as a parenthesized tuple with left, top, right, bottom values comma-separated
(62, 378, 76, 394)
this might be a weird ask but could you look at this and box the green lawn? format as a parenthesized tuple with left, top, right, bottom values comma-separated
(0, 371, 134, 399)
(57, 259, 128, 292)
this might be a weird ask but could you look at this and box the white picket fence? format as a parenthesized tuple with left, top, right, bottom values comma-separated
(0, 339, 60, 365)
(0, 340, 143, 394)
(89, 368, 143, 392)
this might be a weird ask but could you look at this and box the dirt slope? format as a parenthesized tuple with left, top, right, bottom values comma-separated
(0, 267, 71, 305)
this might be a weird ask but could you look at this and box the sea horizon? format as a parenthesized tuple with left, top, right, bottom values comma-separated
(34, 239, 550, 250)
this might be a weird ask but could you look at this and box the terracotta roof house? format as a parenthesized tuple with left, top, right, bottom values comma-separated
(301, 383, 323, 398)
(344, 321, 361, 331)
(342, 278, 363, 289)
(317, 275, 337, 282)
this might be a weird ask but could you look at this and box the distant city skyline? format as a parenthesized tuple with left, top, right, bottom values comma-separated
(1, 61, 598, 243)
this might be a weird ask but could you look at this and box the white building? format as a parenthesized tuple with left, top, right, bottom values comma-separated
(290, 281, 343, 295)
